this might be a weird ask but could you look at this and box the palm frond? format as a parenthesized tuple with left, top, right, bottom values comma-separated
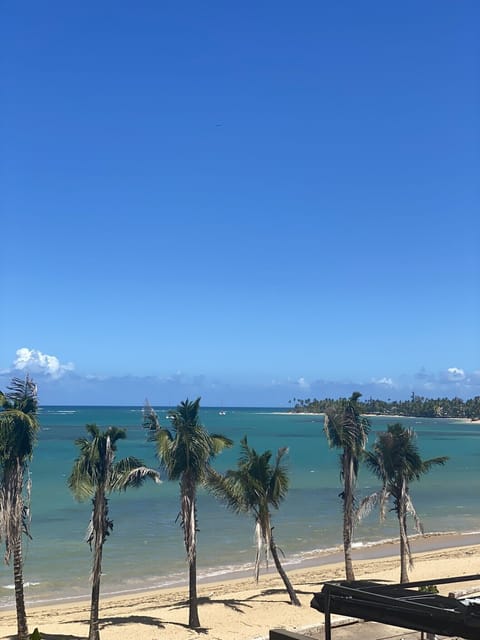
(405, 493, 424, 535)
(0, 391, 8, 410)
(143, 399, 162, 436)
(323, 413, 344, 449)
(420, 456, 449, 476)
(206, 468, 250, 514)
(155, 400, 232, 484)
(324, 393, 370, 455)
(356, 491, 383, 523)
(112, 459, 161, 490)
(68, 459, 96, 501)
(209, 433, 234, 454)
(0, 376, 39, 463)
(4, 376, 38, 416)
(69, 424, 157, 499)
(269, 447, 289, 508)
(0, 411, 38, 461)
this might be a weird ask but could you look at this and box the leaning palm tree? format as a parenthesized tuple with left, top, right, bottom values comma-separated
(0, 375, 39, 640)
(69, 424, 160, 640)
(142, 398, 161, 432)
(324, 391, 370, 582)
(208, 436, 301, 605)
(358, 423, 448, 583)
(150, 397, 232, 628)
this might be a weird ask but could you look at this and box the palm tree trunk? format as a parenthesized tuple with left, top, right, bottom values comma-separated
(343, 454, 355, 582)
(343, 508, 355, 582)
(399, 512, 409, 583)
(89, 492, 106, 640)
(182, 477, 200, 628)
(188, 549, 200, 628)
(269, 534, 301, 606)
(8, 463, 29, 640)
(13, 534, 29, 640)
(89, 540, 103, 640)
(398, 482, 409, 584)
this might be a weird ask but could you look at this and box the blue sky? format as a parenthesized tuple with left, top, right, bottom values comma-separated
(1, 1, 479, 406)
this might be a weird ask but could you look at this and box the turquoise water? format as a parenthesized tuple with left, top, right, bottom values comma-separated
(1, 407, 479, 608)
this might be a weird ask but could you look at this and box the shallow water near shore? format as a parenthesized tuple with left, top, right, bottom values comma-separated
(1, 406, 479, 608)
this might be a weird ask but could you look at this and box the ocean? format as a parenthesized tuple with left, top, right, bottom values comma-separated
(1, 406, 479, 609)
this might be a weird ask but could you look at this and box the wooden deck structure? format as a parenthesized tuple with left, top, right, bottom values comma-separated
(311, 575, 480, 640)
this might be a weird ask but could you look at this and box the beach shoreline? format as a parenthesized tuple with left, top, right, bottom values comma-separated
(274, 411, 480, 423)
(1, 534, 480, 640)
(3, 530, 479, 613)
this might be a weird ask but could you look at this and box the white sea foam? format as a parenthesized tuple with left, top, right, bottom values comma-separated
(2, 582, 40, 590)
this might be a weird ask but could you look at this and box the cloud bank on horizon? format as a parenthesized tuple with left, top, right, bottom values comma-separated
(1, 347, 478, 406)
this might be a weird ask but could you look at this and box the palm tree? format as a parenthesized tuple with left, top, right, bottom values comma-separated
(69, 424, 160, 640)
(208, 436, 301, 606)
(358, 423, 448, 583)
(142, 398, 161, 432)
(0, 376, 39, 640)
(151, 397, 232, 628)
(324, 391, 370, 582)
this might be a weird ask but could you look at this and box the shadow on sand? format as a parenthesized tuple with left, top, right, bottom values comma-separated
(1, 587, 315, 640)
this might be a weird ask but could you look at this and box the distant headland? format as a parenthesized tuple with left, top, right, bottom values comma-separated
(289, 392, 480, 420)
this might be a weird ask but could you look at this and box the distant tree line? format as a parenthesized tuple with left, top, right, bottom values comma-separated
(289, 393, 480, 420)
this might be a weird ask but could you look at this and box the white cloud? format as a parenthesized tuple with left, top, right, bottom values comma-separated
(12, 348, 74, 379)
(446, 367, 465, 381)
(297, 377, 310, 388)
(372, 377, 394, 386)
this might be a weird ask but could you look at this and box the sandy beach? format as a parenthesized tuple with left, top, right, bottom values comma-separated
(2, 537, 479, 640)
